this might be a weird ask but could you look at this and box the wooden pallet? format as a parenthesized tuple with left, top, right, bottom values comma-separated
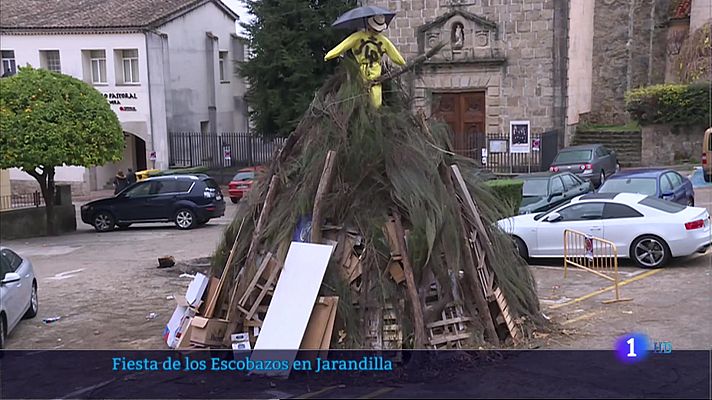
(235, 253, 281, 321)
(426, 303, 473, 349)
(493, 286, 520, 343)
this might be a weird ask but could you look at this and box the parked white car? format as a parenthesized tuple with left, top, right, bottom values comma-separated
(498, 192, 711, 268)
(0, 247, 38, 348)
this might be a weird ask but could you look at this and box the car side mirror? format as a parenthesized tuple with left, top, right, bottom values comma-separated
(548, 192, 563, 201)
(661, 191, 674, 198)
(545, 212, 562, 222)
(1, 272, 21, 285)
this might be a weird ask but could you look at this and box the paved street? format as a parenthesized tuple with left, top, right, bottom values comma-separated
(2, 200, 237, 349)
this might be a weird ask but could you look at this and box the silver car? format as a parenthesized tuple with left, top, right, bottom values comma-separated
(0, 247, 38, 348)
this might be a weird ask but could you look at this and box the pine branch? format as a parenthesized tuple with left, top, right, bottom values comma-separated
(374, 42, 447, 85)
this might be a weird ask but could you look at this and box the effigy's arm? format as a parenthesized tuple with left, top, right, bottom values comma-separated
(324, 32, 360, 61)
(381, 35, 406, 66)
(373, 41, 446, 84)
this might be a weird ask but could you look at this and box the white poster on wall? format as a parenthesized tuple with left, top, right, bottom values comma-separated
(510, 120, 531, 154)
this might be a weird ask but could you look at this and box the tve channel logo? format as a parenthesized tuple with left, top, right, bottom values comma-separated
(615, 333, 672, 364)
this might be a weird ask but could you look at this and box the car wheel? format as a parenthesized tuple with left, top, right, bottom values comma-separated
(687, 197, 695, 207)
(615, 162, 621, 173)
(230, 197, 238, 204)
(24, 281, 38, 319)
(175, 209, 196, 230)
(599, 170, 606, 186)
(93, 211, 115, 232)
(116, 223, 132, 230)
(630, 235, 670, 269)
(512, 236, 529, 261)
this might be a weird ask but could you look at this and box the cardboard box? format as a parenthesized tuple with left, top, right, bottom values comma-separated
(164, 298, 196, 349)
(231, 333, 252, 351)
(175, 317, 194, 349)
(190, 316, 228, 346)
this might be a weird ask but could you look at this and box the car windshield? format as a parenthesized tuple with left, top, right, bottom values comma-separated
(521, 179, 548, 196)
(232, 171, 255, 181)
(599, 178, 657, 196)
(554, 150, 592, 164)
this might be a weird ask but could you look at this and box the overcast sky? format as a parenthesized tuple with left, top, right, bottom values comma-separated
(220, 0, 254, 35)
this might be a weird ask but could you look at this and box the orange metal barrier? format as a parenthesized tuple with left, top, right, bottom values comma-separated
(563, 229, 632, 304)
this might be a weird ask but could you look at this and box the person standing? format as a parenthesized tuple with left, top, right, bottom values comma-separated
(127, 168, 137, 185)
(113, 170, 129, 194)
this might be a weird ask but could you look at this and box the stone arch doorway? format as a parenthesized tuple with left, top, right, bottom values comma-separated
(91, 131, 148, 190)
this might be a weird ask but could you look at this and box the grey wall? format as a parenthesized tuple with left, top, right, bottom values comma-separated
(158, 1, 246, 133)
(0, 205, 77, 240)
(588, 0, 670, 124)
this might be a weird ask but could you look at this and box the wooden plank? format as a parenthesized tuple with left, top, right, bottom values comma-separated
(205, 217, 245, 318)
(391, 211, 427, 349)
(311, 150, 337, 243)
(438, 163, 500, 345)
(451, 164, 495, 256)
(226, 175, 280, 328)
(493, 287, 520, 342)
(238, 253, 274, 307)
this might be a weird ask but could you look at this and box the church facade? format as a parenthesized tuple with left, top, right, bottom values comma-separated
(362, 0, 569, 160)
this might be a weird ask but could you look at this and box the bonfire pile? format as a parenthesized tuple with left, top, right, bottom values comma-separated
(206, 62, 544, 349)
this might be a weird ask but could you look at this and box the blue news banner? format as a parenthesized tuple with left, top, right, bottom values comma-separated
(0, 350, 710, 399)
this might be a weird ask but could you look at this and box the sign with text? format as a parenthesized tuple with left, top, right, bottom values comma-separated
(509, 120, 531, 154)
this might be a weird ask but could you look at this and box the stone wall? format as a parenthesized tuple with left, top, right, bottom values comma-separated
(362, 0, 564, 136)
(0, 185, 76, 240)
(589, 0, 671, 124)
(641, 124, 705, 166)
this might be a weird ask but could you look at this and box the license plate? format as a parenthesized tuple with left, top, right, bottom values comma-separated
(238, 185, 248, 189)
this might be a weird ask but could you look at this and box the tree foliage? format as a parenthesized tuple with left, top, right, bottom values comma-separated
(0, 67, 124, 233)
(239, 0, 357, 138)
(0, 67, 124, 170)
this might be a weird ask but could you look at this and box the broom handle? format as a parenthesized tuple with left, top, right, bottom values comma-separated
(373, 42, 446, 85)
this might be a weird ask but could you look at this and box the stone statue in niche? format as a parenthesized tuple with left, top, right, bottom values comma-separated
(452, 23, 465, 50)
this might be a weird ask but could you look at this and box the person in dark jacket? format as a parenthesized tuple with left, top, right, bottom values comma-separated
(114, 170, 129, 194)
(127, 168, 137, 185)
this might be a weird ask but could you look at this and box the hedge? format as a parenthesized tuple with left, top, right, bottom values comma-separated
(485, 179, 523, 217)
(625, 82, 711, 126)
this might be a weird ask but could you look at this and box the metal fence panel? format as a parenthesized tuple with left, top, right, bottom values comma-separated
(168, 132, 286, 169)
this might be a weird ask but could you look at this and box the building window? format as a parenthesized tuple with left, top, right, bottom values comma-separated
(1, 50, 16, 77)
(89, 50, 107, 84)
(40, 50, 62, 73)
(219, 51, 228, 82)
(121, 49, 139, 83)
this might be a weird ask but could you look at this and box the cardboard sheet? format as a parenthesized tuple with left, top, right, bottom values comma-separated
(252, 242, 334, 375)
(300, 296, 338, 350)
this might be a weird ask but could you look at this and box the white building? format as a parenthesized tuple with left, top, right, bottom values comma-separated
(0, 0, 248, 193)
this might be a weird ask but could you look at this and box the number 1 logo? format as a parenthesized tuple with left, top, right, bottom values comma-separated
(626, 337, 637, 357)
(616, 333, 649, 363)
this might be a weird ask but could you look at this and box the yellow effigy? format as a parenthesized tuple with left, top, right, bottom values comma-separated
(324, 16, 405, 108)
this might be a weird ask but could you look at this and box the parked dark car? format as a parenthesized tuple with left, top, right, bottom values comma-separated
(598, 168, 695, 206)
(518, 171, 593, 214)
(81, 174, 225, 232)
(549, 144, 619, 188)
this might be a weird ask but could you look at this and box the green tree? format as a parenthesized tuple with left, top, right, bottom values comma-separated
(239, 0, 357, 138)
(0, 67, 124, 234)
